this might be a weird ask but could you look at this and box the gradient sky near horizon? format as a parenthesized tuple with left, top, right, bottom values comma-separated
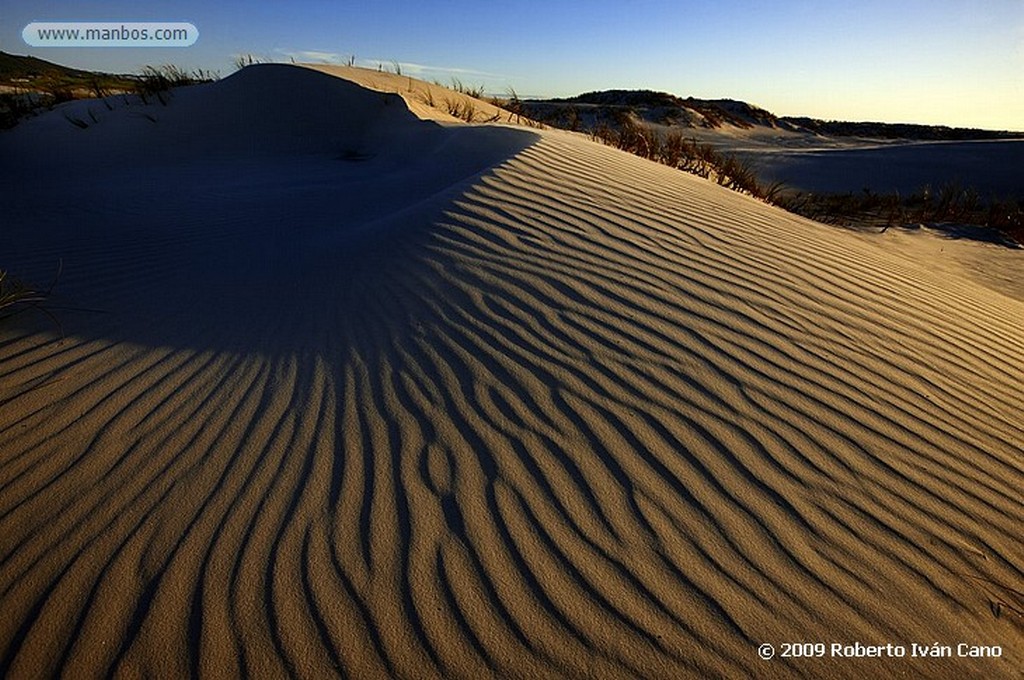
(3, 0, 1022, 130)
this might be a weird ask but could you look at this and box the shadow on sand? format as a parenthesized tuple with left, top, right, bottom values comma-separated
(1, 67, 540, 356)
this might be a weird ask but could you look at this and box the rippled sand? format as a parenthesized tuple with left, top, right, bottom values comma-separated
(1, 65, 1022, 679)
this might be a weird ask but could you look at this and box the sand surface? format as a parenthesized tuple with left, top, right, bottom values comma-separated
(735, 139, 1024, 199)
(1, 64, 1022, 679)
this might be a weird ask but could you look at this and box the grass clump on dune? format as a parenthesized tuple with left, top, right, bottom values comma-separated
(443, 96, 502, 123)
(233, 54, 264, 71)
(444, 97, 476, 122)
(0, 266, 60, 331)
(448, 78, 485, 99)
(135, 64, 216, 105)
(588, 115, 784, 201)
(0, 262, 107, 336)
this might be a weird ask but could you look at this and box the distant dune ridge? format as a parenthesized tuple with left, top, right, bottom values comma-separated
(520, 88, 1022, 139)
(1, 64, 1022, 679)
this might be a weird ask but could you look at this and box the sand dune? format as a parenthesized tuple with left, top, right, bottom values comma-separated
(1, 64, 1022, 679)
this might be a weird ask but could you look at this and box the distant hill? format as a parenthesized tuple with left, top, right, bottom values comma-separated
(520, 89, 780, 131)
(522, 89, 1020, 140)
(0, 52, 211, 129)
(777, 117, 1018, 141)
(0, 51, 136, 90)
(1, 50, 93, 83)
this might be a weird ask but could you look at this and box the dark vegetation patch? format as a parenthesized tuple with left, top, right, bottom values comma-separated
(0, 51, 215, 128)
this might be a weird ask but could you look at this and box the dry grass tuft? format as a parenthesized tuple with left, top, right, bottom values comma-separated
(0, 263, 63, 333)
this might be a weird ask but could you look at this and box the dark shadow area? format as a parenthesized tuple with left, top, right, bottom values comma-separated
(0, 65, 539, 356)
(897, 222, 1022, 249)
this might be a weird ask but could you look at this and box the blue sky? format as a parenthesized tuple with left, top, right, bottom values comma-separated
(3, 0, 1022, 129)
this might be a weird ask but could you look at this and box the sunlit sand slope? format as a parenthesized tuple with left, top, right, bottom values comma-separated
(1, 65, 1022, 679)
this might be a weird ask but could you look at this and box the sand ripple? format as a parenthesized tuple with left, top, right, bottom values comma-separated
(2, 123, 1023, 678)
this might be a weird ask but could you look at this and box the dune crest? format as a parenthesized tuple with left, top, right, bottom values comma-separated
(1, 66, 1022, 679)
